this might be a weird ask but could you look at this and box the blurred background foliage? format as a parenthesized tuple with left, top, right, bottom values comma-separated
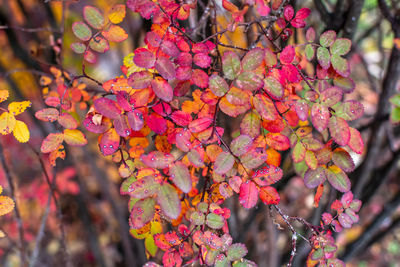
(0, 0, 400, 266)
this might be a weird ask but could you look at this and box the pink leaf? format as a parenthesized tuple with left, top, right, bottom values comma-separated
(133, 48, 155, 68)
(239, 181, 259, 209)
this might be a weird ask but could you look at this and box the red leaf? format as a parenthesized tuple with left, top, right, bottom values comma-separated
(283, 5, 294, 21)
(239, 181, 259, 209)
(128, 71, 152, 89)
(133, 48, 155, 68)
(253, 94, 278, 121)
(99, 128, 120, 156)
(58, 113, 78, 129)
(329, 116, 350, 146)
(193, 53, 212, 68)
(348, 127, 364, 154)
(155, 57, 176, 80)
(94, 97, 121, 119)
(170, 111, 192, 126)
(295, 7, 311, 19)
(280, 45, 295, 64)
(160, 40, 180, 57)
(191, 69, 209, 88)
(83, 114, 111, 133)
(151, 77, 173, 102)
(314, 184, 324, 208)
(259, 186, 280, 205)
(188, 117, 213, 133)
(311, 104, 330, 132)
(252, 165, 283, 186)
(141, 151, 174, 169)
(114, 114, 131, 137)
(35, 108, 59, 122)
(265, 133, 290, 151)
(41, 133, 64, 153)
(147, 113, 167, 134)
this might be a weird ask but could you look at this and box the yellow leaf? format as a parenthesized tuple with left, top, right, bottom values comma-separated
(129, 222, 151, 239)
(0, 112, 16, 135)
(8, 101, 31, 115)
(0, 185, 2, 195)
(0, 90, 9, 103)
(63, 129, 88, 146)
(13, 120, 30, 143)
(0, 195, 15, 216)
(145, 235, 157, 258)
(108, 4, 126, 24)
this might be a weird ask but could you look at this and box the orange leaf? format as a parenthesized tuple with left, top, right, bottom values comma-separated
(102, 25, 128, 42)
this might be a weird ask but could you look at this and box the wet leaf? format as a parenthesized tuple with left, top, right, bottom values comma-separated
(157, 183, 181, 219)
(130, 198, 156, 229)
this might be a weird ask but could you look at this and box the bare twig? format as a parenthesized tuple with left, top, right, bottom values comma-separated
(0, 142, 27, 266)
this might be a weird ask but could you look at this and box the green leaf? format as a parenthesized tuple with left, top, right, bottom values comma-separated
(326, 165, 351, 192)
(391, 106, 400, 123)
(233, 259, 257, 267)
(333, 76, 355, 93)
(240, 112, 261, 138)
(319, 30, 336, 47)
(71, 42, 86, 54)
(215, 254, 230, 267)
(304, 167, 326, 188)
(129, 198, 156, 229)
(311, 248, 324, 260)
(214, 152, 235, 175)
(235, 71, 262, 91)
(390, 94, 400, 107)
(206, 213, 225, 229)
(209, 74, 229, 97)
(120, 176, 136, 195)
(305, 44, 315, 60)
(317, 47, 331, 69)
(292, 141, 306, 163)
(128, 175, 160, 199)
(264, 76, 284, 99)
(335, 100, 364, 121)
(230, 135, 253, 157)
(227, 243, 248, 261)
(169, 162, 192, 193)
(157, 183, 181, 219)
(89, 36, 109, 53)
(331, 54, 350, 77)
(332, 148, 355, 172)
(83, 5, 105, 29)
(72, 22, 92, 41)
(222, 51, 241, 80)
(264, 48, 277, 67)
(190, 211, 205, 225)
(330, 38, 352, 56)
(242, 47, 264, 71)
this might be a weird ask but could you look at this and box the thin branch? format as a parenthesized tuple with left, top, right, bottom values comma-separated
(378, 0, 395, 25)
(30, 146, 70, 267)
(0, 142, 27, 266)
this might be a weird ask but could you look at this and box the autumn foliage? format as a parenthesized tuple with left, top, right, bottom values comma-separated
(5, 0, 396, 266)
